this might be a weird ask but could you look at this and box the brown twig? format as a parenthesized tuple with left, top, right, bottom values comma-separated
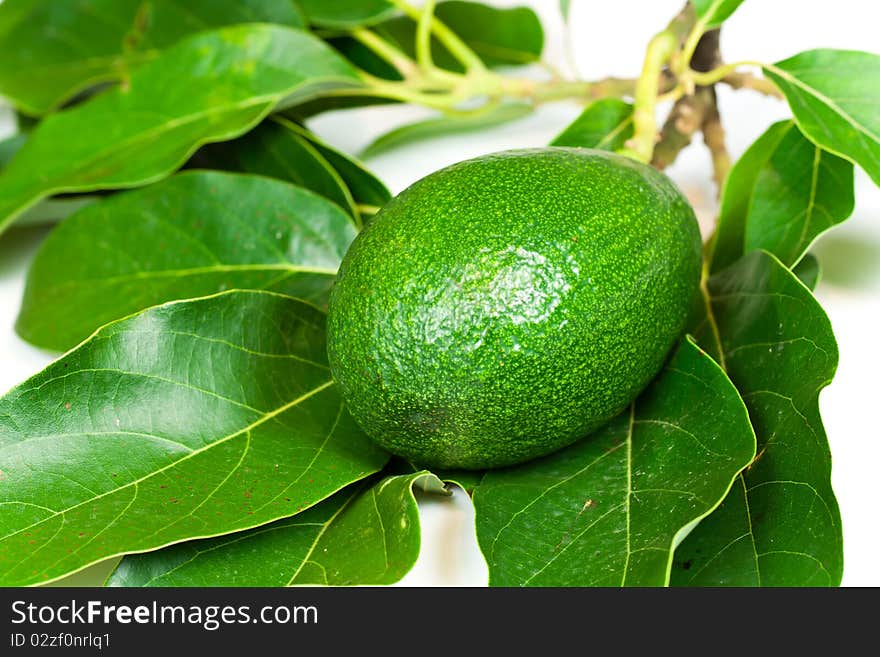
(701, 89, 730, 191)
(652, 90, 708, 169)
(651, 27, 733, 190)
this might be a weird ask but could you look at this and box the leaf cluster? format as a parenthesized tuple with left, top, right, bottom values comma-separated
(0, 0, 876, 587)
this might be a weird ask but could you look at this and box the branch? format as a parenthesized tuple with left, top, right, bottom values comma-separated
(651, 29, 720, 169)
(652, 88, 709, 169)
(701, 92, 730, 191)
(621, 31, 679, 162)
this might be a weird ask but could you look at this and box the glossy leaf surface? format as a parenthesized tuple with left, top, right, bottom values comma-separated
(196, 122, 359, 219)
(550, 99, 634, 151)
(474, 338, 755, 587)
(0, 291, 388, 586)
(297, 0, 395, 28)
(16, 172, 356, 351)
(107, 472, 442, 586)
(0, 0, 306, 115)
(0, 24, 361, 237)
(765, 49, 880, 186)
(673, 251, 843, 586)
(712, 121, 853, 270)
(196, 118, 390, 222)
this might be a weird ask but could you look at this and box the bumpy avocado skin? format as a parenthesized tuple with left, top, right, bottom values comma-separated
(327, 147, 701, 470)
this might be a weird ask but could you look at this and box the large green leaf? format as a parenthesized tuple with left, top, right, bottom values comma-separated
(361, 103, 532, 158)
(107, 471, 444, 586)
(16, 171, 356, 352)
(710, 121, 789, 273)
(0, 133, 25, 168)
(0, 24, 362, 238)
(473, 338, 755, 587)
(673, 251, 842, 586)
(196, 121, 360, 221)
(0, 291, 388, 586)
(294, 122, 391, 209)
(297, 0, 395, 29)
(550, 99, 634, 151)
(711, 121, 854, 270)
(330, 1, 544, 78)
(0, 0, 306, 115)
(690, 0, 747, 29)
(196, 118, 390, 222)
(413, 1, 543, 69)
(764, 49, 880, 187)
(0, 134, 100, 228)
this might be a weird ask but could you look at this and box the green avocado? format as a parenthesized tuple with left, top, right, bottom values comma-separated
(327, 147, 701, 470)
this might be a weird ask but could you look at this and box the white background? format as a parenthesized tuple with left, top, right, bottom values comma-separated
(0, 0, 877, 586)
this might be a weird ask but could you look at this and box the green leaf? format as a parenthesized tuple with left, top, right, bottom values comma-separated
(550, 98, 634, 151)
(560, 0, 572, 22)
(0, 0, 306, 115)
(673, 251, 843, 586)
(0, 24, 362, 238)
(196, 121, 361, 221)
(747, 129, 852, 266)
(690, 0, 747, 29)
(297, 0, 395, 29)
(361, 103, 533, 158)
(711, 120, 854, 270)
(764, 49, 880, 187)
(0, 133, 99, 228)
(293, 122, 391, 209)
(711, 121, 789, 272)
(0, 291, 388, 586)
(473, 338, 755, 587)
(793, 253, 821, 291)
(0, 133, 25, 168)
(16, 171, 356, 351)
(107, 471, 439, 586)
(330, 1, 544, 77)
(194, 118, 390, 222)
(423, 1, 543, 68)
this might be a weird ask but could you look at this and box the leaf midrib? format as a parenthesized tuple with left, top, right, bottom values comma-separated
(0, 379, 335, 547)
(1, 70, 360, 231)
(286, 487, 361, 586)
(42, 263, 338, 291)
(765, 62, 880, 145)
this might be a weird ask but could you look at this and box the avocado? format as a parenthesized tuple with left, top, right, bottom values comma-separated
(327, 147, 701, 469)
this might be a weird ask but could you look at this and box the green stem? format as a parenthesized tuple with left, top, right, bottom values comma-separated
(688, 60, 764, 86)
(416, 0, 436, 72)
(622, 31, 680, 163)
(500, 76, 637, 103)
(356, 72, 467, 109)
(721, 71, 782, 98)
(351, 28, 418, 78)
(679, 6, 714, 73)
(388, 0, 486, 73)
(357, 204, 382, 216)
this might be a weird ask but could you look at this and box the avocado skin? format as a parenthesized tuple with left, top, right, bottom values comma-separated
(327, 147, 701, 470)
